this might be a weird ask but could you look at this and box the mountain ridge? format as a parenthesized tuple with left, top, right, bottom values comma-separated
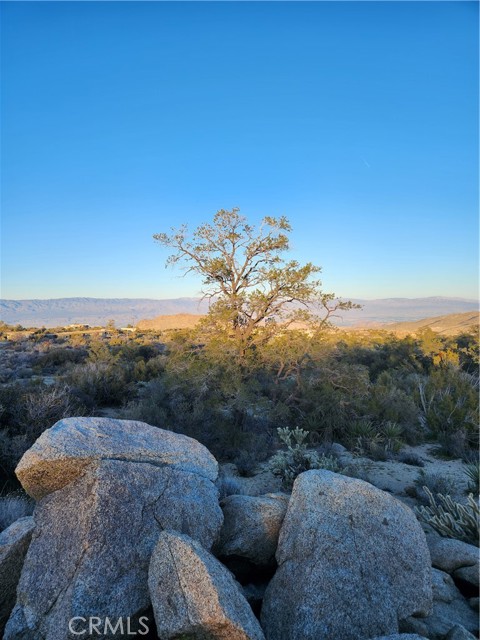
(1, 296, 478, 328)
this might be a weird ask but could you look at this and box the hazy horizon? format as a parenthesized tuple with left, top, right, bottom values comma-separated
(1, 2, 478, 300)
(1, 294, 479, 303)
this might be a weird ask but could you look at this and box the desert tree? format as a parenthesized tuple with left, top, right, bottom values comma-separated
(154, 208, 357, 361)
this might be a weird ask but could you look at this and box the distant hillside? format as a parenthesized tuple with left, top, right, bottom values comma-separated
(0, 297, 209, 328)
(137, 314, 204, 330)
(0, 296, 477, 328)
(380, 311, 479, 336)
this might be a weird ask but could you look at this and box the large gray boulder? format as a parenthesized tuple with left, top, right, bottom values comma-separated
(5, 419, 223, 640)
(148, 530, 265, 640)
(400, 569, 479, 639)
(0, 517, 35, 634)
(261, 470, 432, 640)
(215, 493, 289, 565)
(16, 417, 218, 499)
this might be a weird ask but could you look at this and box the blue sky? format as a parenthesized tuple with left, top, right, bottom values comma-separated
(1, 1, 478, 301)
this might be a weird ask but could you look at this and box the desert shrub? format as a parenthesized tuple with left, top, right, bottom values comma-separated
(398, 451, 425, 467)
(0, 380, 88, 483)
(66, 361, 132, 408)
(464, 462, 480, 495)
(347, 419, 382, 456)
(123, 379, 169, 427)
(269, 427, 340, 490)
(299, 362, 370, 444)
(413, 470, 456, 505)
(0, 430, 30, 480)
(346, 418, 403, 460)
(416, 367, 479, 458)
(380, 420, 404, 453)
(233, 451, 257, 477)
(415, 489, 479, 546)
(18, 383, 84, 441)
(34, 347, 87, 373)
(366, 371, 421, 438)
(453, 330, 479, 374)
(0, 491, 34, 532)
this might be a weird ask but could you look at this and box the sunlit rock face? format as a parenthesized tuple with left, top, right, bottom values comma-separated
(5, 418, 223, 640)
(148, 531, 265, 640)
(15, 417, 218, 500)
(261, 470, 433, 640)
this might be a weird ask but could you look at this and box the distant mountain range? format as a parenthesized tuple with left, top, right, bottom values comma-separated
(0, 296, 478, 328)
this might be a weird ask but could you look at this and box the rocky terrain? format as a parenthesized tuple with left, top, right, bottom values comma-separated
(1, 418, 478, 640)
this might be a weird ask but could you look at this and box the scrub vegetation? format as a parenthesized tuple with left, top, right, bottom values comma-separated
(0, 211, 478, 500)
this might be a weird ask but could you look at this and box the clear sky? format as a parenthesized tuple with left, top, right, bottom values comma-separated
(1, 1, 478, 301)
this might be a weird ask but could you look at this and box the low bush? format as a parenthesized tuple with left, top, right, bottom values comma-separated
(66, 362, 132, 408)
(416, 367, 479, 459)
(269, 427, 340, 490)
(0, 491, 34, 532)
(398, 451, 425, 467)
(413, 470, 456, 505)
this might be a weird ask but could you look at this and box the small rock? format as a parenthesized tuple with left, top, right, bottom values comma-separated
(330, 442, 348, 455)
(444, 624, 478, 640)
(453, 564, 479, 590)
(215, 493, 289, 565)
(400, 569, 479, 640)
(427, 536, 478, 574)
(148, 530, 265, 640)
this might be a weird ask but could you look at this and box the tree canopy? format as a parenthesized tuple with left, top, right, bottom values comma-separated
(154, 208, 357, 359)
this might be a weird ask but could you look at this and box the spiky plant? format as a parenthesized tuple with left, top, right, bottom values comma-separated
(464, 462, 480, 495)
(415, 487, 479, 547)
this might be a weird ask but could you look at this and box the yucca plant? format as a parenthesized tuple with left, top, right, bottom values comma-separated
(381, 421, 403, 453)
(464, 462, 480, 495)
(348, 419, 382, 456)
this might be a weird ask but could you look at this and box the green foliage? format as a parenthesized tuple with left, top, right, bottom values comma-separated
(0, 308, 477, 492)
(415, 488, 479, 547)
(346, 417, 404, 460)
(416, 367, 479, 458)
(66, 362, 132, 408)
(154, 208, 357, 361)
(413, 470, 456, 504)
(365, 371, 420, 440)
(269, 426, 340, 489)
(464, 462, 480, 495)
